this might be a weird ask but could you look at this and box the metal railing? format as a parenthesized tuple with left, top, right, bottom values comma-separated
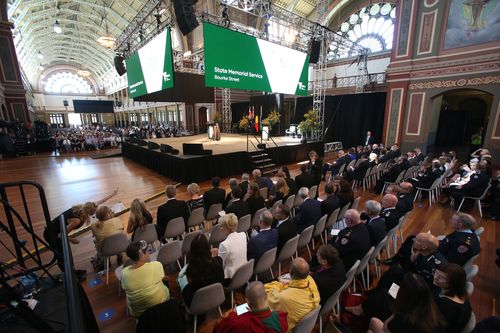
(308, 72, 386, 90)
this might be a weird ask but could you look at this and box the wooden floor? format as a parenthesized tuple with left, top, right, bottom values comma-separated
(0, 151, 498, 333)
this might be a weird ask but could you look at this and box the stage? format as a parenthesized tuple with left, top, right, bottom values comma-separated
(122, 134, 323, 183)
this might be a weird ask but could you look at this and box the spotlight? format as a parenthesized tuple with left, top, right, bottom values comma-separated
(53, 20, 62, 34)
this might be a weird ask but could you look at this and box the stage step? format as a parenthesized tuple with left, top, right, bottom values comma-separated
(248, 149, 277, 176)
(252, 158, 273, 164)
(262, 168, 278, 176)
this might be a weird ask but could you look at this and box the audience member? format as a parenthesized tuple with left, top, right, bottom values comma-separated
(362, 200, 387, 246)
(322, 149, 351, 180)
(121, 241, 170, 317)
(449, 162, 490, 209)
(311, 244, 346, 307)
(127, 199, 153, 240)
(253, 169, 273, 190)
(307, 150, 322, 185)
(246, 182, 266, 217)
(272, 204, 297, 253)
(396, 182, 414, 215)
(182, 233, 224, 307)
(91, 205, 124, 257)
(380, 194, 402, 231)
(293, 187, 322, 233)
(224, 178, 239, 209)
(248, 210, 278, 261)
(265, 257, 320, 332)
(294, 164, 316, 190)
(321, 182, 340, 217)
(215, 213, 247, 280)
(203, 177, 226, 212)
(215, 281, 288, 333)
(336, 178, 354, 208)
(225, 187, 250, 219)
(281, 166, 298, 194)
(373, 156, 409, 193)
(439, 213, 480, 266)
(330, 209, 371, 270)
(156, 185, 189, 240)
(239, 173, 250, 195)
(186, 183, 204, 212)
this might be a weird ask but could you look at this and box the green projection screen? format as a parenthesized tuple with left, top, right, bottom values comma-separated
(204, 23, 309, 96)
(126, 28, 174, 98)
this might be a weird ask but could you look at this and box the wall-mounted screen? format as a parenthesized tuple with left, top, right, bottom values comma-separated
(204, 23, 309, 96)
(126, 28, 174, 99)
(73, 100, 114, 113)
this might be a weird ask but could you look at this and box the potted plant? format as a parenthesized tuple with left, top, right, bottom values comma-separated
(298, 110, 320, 143)
(239, 115, 249, 132)
(262, 110, 281, 136)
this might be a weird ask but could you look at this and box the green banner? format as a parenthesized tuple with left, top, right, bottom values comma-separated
(204, 23, 310, 96)
(126, 28, 174, 99)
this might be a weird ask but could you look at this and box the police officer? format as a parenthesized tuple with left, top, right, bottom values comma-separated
(331, 209, 371, 271)
(450, 162, 490, 209)
(380, 194, 402, 231)
(396, 182, 414, 215)
(439, 213, 480, 266)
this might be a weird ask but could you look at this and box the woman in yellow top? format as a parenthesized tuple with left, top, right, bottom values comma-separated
(91, 205, 124, 256)
(121, 241, 170, 317)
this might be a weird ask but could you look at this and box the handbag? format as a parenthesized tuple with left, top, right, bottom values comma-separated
(339, 277, 368, 333)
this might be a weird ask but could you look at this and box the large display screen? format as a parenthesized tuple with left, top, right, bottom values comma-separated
(204, 23, 309, 96)
(126, 28, 174, 98)
(73, 100, 114, 113)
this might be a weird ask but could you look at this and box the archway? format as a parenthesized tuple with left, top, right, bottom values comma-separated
(430, 89, 492, 158)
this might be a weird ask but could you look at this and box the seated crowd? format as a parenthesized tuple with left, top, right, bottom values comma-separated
(79, 143, 493, 332)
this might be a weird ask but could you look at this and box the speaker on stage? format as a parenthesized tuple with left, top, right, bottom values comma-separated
(309, 39, 321, 64)
(173, 0, 199, 35)
(148, 142, 160, 150)
(114, 55, 126, 76)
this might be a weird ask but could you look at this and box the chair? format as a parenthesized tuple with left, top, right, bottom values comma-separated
(187, 207, 205, 231)
(251, 208, 268, 229)
(271, 200, 282, 215)
(475, 226, 484, 237)
(284, 194, 295, 211)
(132, 224, 158, 251)
(381, 170, 406, 194)
(295, 305, 321, 333)
(205, 203, 222, 228)
(459, 312, 476, 333)
(101, 233, 129, 285)
(334, 203, 350, 230)
(370, 236, 389, 278)
(457, 183, 492, 218)
(296, 225, 314, 259)
(353, 246, 375, 291)
(385, 226, 399, 257)
(350, 196, 361, 211)
(292, 195, 305, 216)
(187, 283, 225, 333)
(114, 259, 134, 296)
(463, 254, 479, 270)
(309, 185, 318, 199)
(312, 214, 327, 250)
(254, 247, 277, 281)
(163, 217, 185, 240)
(285, 124, 297, 137)
(237, 214, 251, 237)
(208, 224, 227, 248)
(414, 176, 444, 207)
(276, 234, 300, 277)
(324, 207, 340, 241)
(227, 259, 255, 308)
(343, 260, 360, 292)
(465, 264, 479, 281)
(259, 187, 269, 200)
(182, 230, 203, 265)
(396, 212, 411, 245)
(157, 240, 182, 271)
(318, 283, 344, 333)
(466, 281, 474, 297)
(242, 193, 250, 201)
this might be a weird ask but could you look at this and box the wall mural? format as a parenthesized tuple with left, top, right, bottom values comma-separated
(444, 0, 500, 49)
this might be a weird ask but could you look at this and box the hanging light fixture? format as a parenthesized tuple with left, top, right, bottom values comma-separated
(53, 20, 62, 33)
(97, 10, 115, 48)
(37, 51, 43, 59)
(39, 63, 44, 71)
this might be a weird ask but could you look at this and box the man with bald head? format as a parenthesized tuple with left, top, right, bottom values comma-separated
(330, 209, 371, 270)
(215, 281, 288, 333)
(265, 258, 320, 332)
(380, 193, 402, 230)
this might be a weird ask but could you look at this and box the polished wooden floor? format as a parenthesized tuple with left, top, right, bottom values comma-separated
(0, 151, 498, 333)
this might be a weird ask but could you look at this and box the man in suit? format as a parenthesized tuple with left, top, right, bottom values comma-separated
(439, 213, 480, 266)
(203, 176, 226, 212)
(396, 182, 414, 215)
(413, 147, 425, 165)
(373, 156, 409, 194)
(225, 187, 250, 219)
(408, 160, 442, 189)
(362, 200, 386, 246)
(450, 162, 490, 210)
(380, 194, 402, 231)
(330, 209, 371, 270)
(294, 164, 316, 190)
(294, 187, 322, 233)
(273, 204, 297, 253)
(322, 149, 351, 180)
(321, 182, 340, 217)
(239, 173, 250, 196)
(364, 130, 375, 146)
(224, 178, 239, 209)
(252, 169, 273, 190)
(156, 185, 189, 240)
(247, 210, 279, 261)
(345, 153, 372, 183)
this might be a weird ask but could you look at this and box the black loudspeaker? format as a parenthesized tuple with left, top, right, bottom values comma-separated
(114, 55, 126, 76)
(257, 143, 266, 150)
(136, 139, 148, 146)
(63, 100, 68, 107)
(160, 144, 173, 153)
(309, 40, 321, 64)
(148, 142, 160, 150)
(173, 0, 199, 36)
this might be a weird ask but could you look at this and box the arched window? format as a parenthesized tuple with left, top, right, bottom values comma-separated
(43, 72, 94, 94)
(328, 2, 396, 60)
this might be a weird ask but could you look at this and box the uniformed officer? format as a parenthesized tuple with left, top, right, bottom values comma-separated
(439, 213, 480, 266)
(380, 194, 402, 231)
(396, 182, 414, 215)
(408, 233, 447, 288)
(331, 209, 371, 271)
(450, 162, 490, 209)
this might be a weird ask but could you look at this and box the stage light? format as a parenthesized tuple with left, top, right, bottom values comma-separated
(37, 51, 43, 59)
(53, 20, 62, 34)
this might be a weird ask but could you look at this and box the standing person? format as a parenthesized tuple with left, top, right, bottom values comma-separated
(364, 130, 375, 146)
(307, 150, 323, 185)
(127, 199, 153, 240)
(43, 188, 118, 276)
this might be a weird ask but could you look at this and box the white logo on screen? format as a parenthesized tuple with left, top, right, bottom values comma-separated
(163, 72, 171, 82)
(298, 82, 306, 90)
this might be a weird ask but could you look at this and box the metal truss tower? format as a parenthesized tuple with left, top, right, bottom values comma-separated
(221, 88, 232, 133)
